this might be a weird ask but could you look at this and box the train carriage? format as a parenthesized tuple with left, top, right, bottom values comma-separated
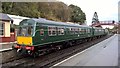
(93, 27, 107, 37)
(13, 18, 107, 57)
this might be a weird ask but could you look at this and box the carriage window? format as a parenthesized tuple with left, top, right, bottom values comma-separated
(74, 28, 79, 34)
(96, 29, 98, 32)
(40, 29, 44, 36)
(82, 29, 86, 33)
(58, 27, 64, 35)
(81, 29, 84, 33)
(70, 28, 74, 34)
(66, 27, 70, 34)
(99, 29, 100, 32)
(74, 28, 76, 34)
(79, 28, 82, 34)
(97, 29, 99, 32)
(48, 27, 56, 36)
(77, 28, 79, 34)
(87, 29, 90, 33)
(84, 29, 86, 33)
(48, 27, 52, 35)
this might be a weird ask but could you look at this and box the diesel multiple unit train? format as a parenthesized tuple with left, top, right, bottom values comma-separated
(13, 18, 108, 57)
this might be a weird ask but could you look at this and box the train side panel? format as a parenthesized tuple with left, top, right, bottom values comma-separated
(32, 24, 93, 46)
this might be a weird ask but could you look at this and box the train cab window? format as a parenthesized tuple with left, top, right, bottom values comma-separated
(28, 26, 32, 35)
(17, 25, 34, 36)
(40, 29, 44, 36)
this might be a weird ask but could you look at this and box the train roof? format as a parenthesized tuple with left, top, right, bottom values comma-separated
(27, 18, 92, 28)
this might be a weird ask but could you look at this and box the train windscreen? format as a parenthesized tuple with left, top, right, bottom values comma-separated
(17, 20, 35, 36)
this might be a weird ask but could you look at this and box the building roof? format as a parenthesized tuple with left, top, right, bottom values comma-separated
(7, 14, 30, 25)
(0, 13, 13, 21)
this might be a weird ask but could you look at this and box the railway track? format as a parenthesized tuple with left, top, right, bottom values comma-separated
(2, 35, 112, 68)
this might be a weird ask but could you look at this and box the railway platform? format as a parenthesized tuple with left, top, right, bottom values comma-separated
(0, 42, 16, 52)
(53, 34, 119, 66)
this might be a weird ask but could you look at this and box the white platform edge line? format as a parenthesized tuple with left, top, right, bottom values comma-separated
(51, 35, 115, 67)
(0, 41, 17, 45)
(0, 48, 12, 52)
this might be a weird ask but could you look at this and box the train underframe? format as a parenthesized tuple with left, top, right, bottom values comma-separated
(13, 34, 106, 57)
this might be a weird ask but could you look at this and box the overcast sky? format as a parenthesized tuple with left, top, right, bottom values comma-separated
(58, 0, 119, 25)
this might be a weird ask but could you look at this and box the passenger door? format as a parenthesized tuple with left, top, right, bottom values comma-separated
(39, 25, 48, 43)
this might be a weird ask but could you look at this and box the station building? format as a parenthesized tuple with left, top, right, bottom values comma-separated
(0, 13, 30, 43)
(0, 13, 15, 43)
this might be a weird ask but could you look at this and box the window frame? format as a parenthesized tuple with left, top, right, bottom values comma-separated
(40, 28, 44, 36)
(87, 28, 90, 33)
(74, 28, 79, 34)
(17, 25, 35, 36)
(48, 26, 57, 36)
(0, 21, 5, 37)
(57, 27, 65, 35)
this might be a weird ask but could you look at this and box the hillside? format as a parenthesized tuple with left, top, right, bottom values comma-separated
(2, 2, 86, 24)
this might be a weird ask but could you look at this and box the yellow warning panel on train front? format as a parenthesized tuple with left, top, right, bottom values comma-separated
(17, 36, 32, 46)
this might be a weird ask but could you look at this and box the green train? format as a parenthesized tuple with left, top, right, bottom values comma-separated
(13, 18, 108, 57)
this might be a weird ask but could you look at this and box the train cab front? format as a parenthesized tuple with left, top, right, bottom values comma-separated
(13, 19, 36, 56)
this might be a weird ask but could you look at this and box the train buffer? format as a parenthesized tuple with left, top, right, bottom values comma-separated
(52, 34, 118, 66)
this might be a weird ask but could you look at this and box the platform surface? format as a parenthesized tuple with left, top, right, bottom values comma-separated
(0, 42, 16, 52)
(53, 34, 118, 66)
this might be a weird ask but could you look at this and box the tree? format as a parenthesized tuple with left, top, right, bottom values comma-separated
(2, 2, 85, 24)
(37, 2, 71, 22)
(2, 2, 14, 13)
(2, 2, 40, 18)
(69, 4, 86, 24)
